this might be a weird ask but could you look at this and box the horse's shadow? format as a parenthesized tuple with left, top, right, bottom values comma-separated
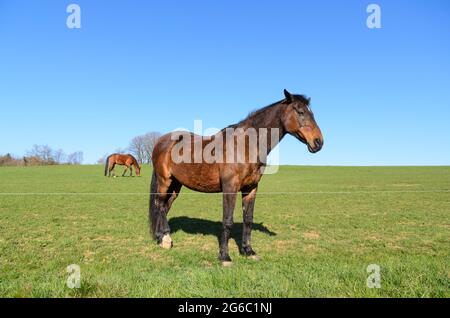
(169, 216, 277, 253)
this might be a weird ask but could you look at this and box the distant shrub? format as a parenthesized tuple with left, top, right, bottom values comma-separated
(0, 154, 23, 166)
(22, 156, 57, 166)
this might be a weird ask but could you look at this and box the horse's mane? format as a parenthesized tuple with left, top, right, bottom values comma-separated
(222, 94, 310, 131)
(127, 154, 139, 164)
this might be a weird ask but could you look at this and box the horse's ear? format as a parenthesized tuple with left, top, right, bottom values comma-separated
(283, 89, 293, 103)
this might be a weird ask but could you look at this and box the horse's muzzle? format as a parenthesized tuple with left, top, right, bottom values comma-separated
(308, 138, 323, 153)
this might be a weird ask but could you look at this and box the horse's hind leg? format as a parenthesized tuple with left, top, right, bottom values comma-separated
(220, 182, 238, 266)
(241, 186, 259, 260)
(108, 163, 115, 177)
(157, 179, 182, 248)
(150, 174, 175, 249)
(166, 179, 182, 211)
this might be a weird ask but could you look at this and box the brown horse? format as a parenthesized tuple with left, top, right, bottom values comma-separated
(149, 89, 323, 265)
(104, 154, 141, 177)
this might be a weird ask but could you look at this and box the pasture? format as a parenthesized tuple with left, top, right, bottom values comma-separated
(0, 165, 449, 297)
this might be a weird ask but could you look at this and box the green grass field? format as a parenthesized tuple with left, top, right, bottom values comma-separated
(0, 165, 449, 297)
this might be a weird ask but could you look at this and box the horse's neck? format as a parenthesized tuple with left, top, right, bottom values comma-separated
(251, 103, 286, 157)
(216, 102, 287, 164)
(242, 103, 286, 165)
(263, 127, 286, 154)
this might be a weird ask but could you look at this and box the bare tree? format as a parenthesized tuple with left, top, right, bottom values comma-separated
(128, 131, 161, 164)
(129, 135, 147, 164)
(142, 132, 161, 164)
(26, 144, 57, 164)
(53, 149, 66, 164)
(27, 144, 54, 163)
(67, 151, 83, 165)
(97, 154, 108, 165)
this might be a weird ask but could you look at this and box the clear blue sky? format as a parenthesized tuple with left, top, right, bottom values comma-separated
(1, 0, 449, 165)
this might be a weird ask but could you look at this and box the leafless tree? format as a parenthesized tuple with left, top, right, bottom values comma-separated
(142, 132, 161, 164)
(97, 154, 108, 165)
(67, 151, 83, 165)
(129, 135, 147, 164)
(53, 149, 66, 164)
(129, 131, 161, 164)
(27, 144, 54, 163)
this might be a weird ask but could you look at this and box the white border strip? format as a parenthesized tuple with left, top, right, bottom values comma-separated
(0, 190, 449, 195)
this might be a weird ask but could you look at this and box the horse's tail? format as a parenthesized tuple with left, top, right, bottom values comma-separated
(104, 155, 111, 176)
(149, 169, 159, 239)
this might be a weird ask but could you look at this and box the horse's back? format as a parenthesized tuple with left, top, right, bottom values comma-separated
(109, 153, 135, 165)
(152, 132, 222, 192)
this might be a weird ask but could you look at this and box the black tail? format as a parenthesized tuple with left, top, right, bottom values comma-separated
(149, 170, 159, 239)
(104, 155, 111, 177)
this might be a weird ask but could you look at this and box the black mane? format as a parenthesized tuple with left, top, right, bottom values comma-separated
(293, 94, 310, 105)
(222, 94, 310, 130)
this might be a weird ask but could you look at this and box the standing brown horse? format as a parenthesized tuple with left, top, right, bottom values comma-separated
(104, 154, 141, 177)
(149, 89, 323, 265)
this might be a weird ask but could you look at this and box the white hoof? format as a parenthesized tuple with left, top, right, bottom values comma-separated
(248, 255, 261, 261)
(160, 234, 173, 249)
(221, 261, 233, 267)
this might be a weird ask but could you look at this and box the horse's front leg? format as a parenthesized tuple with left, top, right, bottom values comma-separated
(122, 165, 128, 177)
(242, 186, 259, 260)
(220, 186, 237, 266)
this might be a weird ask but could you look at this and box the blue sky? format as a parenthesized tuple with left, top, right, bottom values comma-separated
(0, 0, 449, 165)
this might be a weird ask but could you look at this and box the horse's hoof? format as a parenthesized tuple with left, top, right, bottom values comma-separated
(159, 234, 173, 249)
(248, 255, 261, 261)
(221, 261, 233, 267)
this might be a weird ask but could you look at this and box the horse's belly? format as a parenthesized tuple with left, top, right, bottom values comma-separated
(171, 163, 221, 193)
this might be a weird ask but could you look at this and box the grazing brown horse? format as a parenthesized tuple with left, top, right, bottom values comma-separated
(149, 89, 323, 265)
(104, 154, 141, 177)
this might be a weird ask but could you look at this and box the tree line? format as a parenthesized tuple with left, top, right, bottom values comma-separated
(0, 145, 83, 166)
(0, 131, 161, 167)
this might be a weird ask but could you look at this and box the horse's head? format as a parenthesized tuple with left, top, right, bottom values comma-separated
(136, 165, 141, 177)
(281, 89, 324, 153)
